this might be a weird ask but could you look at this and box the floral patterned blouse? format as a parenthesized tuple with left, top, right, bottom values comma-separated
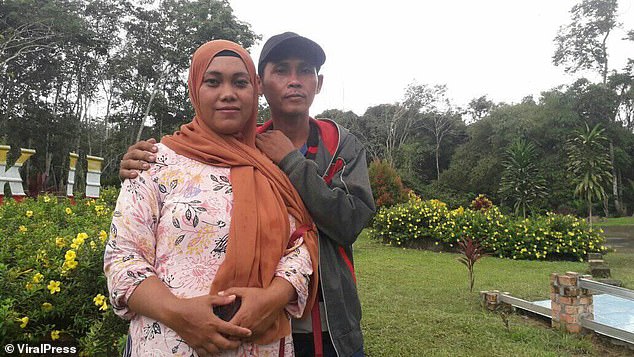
(104, 144, 313, 357)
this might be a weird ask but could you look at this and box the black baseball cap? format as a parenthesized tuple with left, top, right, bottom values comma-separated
(258, 32, 326, 76)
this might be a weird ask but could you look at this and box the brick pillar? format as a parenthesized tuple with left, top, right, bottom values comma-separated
(550, 272, 593, 333)
(480, 290, 500, 311)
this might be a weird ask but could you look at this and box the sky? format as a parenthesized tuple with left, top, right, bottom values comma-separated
(229, 0, 634, 116)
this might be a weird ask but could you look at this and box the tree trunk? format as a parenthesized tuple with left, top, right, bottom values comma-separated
(136, 66, 170, 141)
(435, 142, 440, 181)
(610, 141, 622, 216)
(588, 199, 593, 227)
(44, 132, 51, 190)
(601, 30, 609, 85)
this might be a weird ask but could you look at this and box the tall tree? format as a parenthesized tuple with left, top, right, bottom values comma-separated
(566, 123, 613, 222)
(110, 0, 258, 142)
(466, 95, 494, 122)
(419, 109, 462, 181)
(553, 0, 618, 84)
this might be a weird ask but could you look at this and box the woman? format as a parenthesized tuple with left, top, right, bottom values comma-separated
(104, 40, 319, 357)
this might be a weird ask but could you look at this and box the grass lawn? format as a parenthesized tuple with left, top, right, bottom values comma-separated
(594, 216, 634, 226)
(604, 252, 634, 288)
(354, 231, 633, 356)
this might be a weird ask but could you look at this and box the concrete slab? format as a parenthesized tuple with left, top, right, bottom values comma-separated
(534, 294, 634, 333)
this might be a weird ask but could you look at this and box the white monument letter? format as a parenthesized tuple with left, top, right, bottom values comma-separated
(85, 155, 104, 198)
(0, 145, 36, 203)
(66, 152, 79, 197)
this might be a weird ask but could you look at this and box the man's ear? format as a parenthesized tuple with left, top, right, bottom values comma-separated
(316, 74, 324, 94)
(256, 75, 263, 96)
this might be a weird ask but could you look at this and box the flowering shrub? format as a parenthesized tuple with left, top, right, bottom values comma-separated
(470, 194, 493, 212)
(368, 159, 409, 208)
(0, 192, 127, 355)
(370, 194, 606, 261)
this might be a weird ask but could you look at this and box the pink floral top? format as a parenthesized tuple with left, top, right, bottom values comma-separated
(104, 144, 313, 357)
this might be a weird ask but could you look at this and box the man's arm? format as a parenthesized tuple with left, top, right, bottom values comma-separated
(119, 138, 158, 180)
(257, 131, 375, 246)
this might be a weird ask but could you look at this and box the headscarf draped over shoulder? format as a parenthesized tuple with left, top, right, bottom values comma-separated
(162, 40, 319, 344)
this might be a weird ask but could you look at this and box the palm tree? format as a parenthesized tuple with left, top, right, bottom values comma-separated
(499, 140, 547, 218)
(566, 124, 613, 224)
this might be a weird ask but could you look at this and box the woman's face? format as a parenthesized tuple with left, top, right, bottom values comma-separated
(198, 56, 254, 135)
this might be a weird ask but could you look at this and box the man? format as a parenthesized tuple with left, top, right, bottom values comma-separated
(120, 32, 375, 357)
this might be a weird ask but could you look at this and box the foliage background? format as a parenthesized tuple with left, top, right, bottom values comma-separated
(1, 0, 634, 218)
(0, 190, 127, 355)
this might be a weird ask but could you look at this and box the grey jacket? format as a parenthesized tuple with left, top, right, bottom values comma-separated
(275, 118, 376, 357)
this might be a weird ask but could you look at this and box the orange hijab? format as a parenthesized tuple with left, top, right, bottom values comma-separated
(161, 40, 319, 343)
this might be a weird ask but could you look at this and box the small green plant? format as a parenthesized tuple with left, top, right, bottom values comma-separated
(496, 303, 513, 332)
(456, 236, 486, 292)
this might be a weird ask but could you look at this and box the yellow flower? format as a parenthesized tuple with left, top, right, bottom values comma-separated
(25, 282, 34, 291)
(19, 316, 29, 328)
(32, 273, 44, 284)
(65, 250, 76, 261)
(93, 294, 106, 306)
(43, 196, 51, 203)
(90, 241, 96, 249)
(99, 301, 108, 311)
(71, 233, 86, 249)
(42, 302, 53, 312)
(99, 230, 108, 243)
(94, 205, 106, 216)
(19, 225, 28, 233)
(62, 259, 78, 271)
(65, 207, 72, 215)
(55, 237, 66, 248)
(51, 330, 60, 340)
(25, 210, 33, 218)
(47, 280, 61, 294)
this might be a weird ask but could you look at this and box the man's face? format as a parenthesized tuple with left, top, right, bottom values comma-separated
(260, 57, 323, 118)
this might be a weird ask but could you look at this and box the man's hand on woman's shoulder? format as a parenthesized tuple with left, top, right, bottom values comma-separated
(119, 138, 159, 180)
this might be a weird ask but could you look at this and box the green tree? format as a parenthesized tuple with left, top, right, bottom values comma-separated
(466, 95, 495, 122)
(553, 0, 618, 84)
(498, 140, 547, 218)
(566, 124, 613, 222)
(419, 109, 463, 181)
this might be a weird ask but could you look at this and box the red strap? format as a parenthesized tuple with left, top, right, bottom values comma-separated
(311, 118, 339, 156)
(323, 158, 344, 186)
(278, 336, 285, 357)
(312, 302, 323, 357)
(338, 246, 356, 284)
(288, 224, 312, 249)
